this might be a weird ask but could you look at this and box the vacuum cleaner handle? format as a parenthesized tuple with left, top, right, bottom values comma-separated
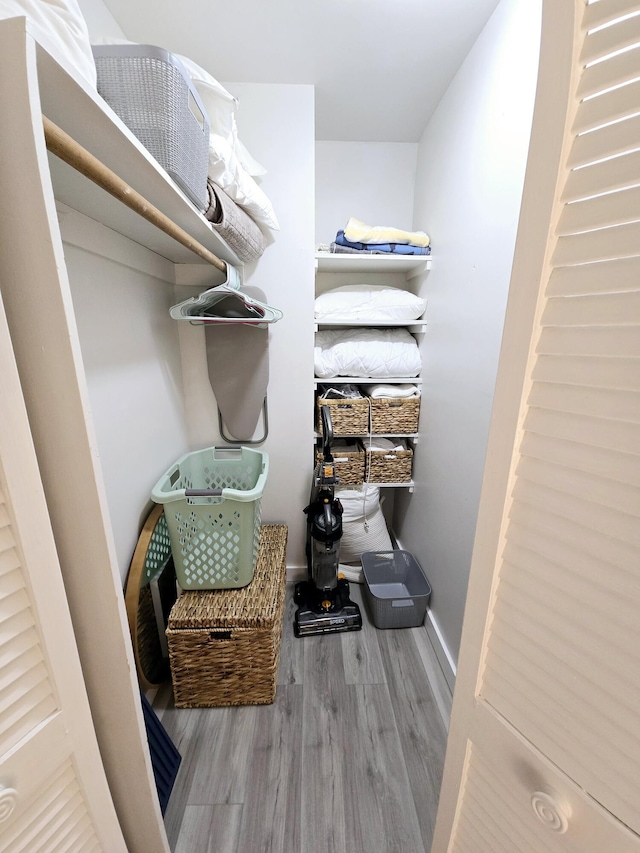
(319, 404, 334, 462)
(324, 499, 334, 531)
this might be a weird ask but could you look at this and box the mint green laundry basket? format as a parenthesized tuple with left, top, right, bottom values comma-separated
(151, 446, 268, 590)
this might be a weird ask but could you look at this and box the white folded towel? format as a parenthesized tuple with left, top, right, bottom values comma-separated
(367, 437, 407, 452)
(362, 383, 420, 398)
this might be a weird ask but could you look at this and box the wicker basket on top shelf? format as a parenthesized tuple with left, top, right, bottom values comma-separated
(368, 396, 420, 434)
(316, 395, 370, 436)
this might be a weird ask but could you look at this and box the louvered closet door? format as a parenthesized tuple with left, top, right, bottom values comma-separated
(0, 290, 127, 850)
(433, 1, 640, 851)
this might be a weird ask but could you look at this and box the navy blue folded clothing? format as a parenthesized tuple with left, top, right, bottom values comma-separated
(335, 230, 432, 255)
(330, 242, 386, 255)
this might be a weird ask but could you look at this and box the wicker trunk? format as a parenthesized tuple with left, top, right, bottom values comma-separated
(166, 524, 287, 707)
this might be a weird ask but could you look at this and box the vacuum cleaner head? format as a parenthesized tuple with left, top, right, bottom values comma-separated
(293, 579, 362, 637)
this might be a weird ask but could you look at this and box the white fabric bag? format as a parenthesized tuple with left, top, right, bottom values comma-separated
(336, 485, 393, 581)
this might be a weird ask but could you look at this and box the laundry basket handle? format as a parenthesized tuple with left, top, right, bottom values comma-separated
(184, 488, 223, 497)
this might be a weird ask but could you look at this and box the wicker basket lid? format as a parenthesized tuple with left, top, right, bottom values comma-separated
(167, 524, 287, 630)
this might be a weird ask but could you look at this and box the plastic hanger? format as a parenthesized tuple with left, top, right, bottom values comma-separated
(170, 266, 283, 328)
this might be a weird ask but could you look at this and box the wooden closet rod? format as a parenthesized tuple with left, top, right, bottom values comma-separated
(42, 115, 227, 273)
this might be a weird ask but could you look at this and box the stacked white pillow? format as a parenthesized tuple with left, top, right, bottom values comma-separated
(315, 285, 426, 322)
(315, 328, 422, 379)
(0, 0, 96, 87)
(178, 57, 278, 231)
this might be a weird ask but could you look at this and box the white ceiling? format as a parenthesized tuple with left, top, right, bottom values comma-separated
(103, 0, 501, 142)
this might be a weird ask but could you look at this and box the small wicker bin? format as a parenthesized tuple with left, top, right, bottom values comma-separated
(166, 524, 287, 708)
(365, 445, 413, 483)
(316, 440, 364, 486)
(317, 396, 370, 436)
(369, 396, 420, 434)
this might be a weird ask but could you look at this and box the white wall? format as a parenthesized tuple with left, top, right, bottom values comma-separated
(60, 207, 189, 580)
(394, 0, 542, 665)
(176, 83, 316, 570)
(315, 142, 418, 245)
(76, 0, 316, 572)
(77, 0, 126, 41)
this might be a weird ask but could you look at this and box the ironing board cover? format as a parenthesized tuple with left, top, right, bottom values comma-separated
(205, 285, 271, 440)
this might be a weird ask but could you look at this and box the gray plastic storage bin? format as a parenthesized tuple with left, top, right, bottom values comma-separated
(92, 44, 210, 210)
(361, 550, 431, 629)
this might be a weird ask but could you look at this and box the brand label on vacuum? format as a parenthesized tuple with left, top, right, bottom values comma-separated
(330, 618, 346, 625)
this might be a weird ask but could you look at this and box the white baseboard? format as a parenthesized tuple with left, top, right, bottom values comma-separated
(424, 609, 457, 693)
(286, 565, 307, 583)
(391, 532, 457, 693)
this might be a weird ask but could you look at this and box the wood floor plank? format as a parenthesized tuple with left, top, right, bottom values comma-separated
(378, 628, 448, 850)
(410, 624, 453, 730)
(174, 804, 242, 853)
(301, 632, 348, 853)
(188, 705, 258, 805)
(341, 583, 387, 685)
(159, 706, 206, 849)
(343, 684, 426, 853)
(277, 585, 305, 686)
(164, 602, 448, 853)
(236, 685, 303, 853)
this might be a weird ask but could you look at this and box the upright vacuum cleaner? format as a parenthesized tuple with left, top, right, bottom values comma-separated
(294, 405, 362, 637)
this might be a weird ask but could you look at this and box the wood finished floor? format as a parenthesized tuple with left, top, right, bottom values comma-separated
(154, 584, 450, 853)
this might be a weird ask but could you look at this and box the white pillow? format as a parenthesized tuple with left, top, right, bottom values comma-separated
(175, 55, 236, 140)
(208, 134, 279, 231)
(2, 0, 96, 87)
(314, 328, 422, 379)
(173, 54, 267, 178)
(315, 285, 426, 321)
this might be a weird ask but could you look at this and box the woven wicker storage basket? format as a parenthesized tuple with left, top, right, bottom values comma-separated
(365, 445, 413, 483)
(166, 524, 287, 707)
(369, 396, 420, 434)
(317, 396, 370, 436)
(316, 440, 364, 486)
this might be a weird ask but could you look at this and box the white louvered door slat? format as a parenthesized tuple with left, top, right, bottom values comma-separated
(547, 254, 640, 294)
(580, 10, 640, 64)
(537, 324, 637, 357)
(434, 2, 640, 850)
(567, 112, 640, 167)
(571, 77, 640, 133)
(522, 432, 640, 485)
(562, 148, 640, 199)
(554, 219, 640, 263)
(557, 184, 640, 232)
(583, 0, 640, 30)
(577, 42, 640, 96)
(0, 283, 126, 847)
(532, 354, 640, 390)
